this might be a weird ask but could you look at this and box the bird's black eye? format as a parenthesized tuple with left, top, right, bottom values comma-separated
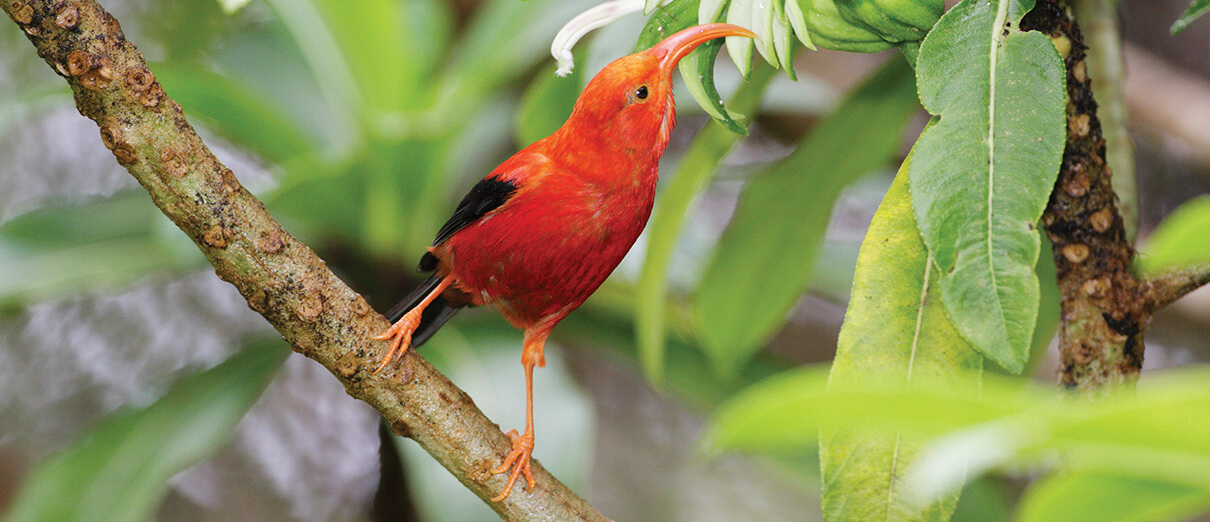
(634, 85, 648, 100)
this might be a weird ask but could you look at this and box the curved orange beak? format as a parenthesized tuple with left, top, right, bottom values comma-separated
(653, 23, 757, 70)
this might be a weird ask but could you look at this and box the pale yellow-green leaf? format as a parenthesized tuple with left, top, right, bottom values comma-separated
(820, 156, 983, 521)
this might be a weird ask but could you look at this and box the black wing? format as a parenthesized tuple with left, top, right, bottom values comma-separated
(418, 175, 518, 272)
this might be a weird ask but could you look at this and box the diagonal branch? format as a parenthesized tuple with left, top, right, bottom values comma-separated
(2, 1, 606, 519)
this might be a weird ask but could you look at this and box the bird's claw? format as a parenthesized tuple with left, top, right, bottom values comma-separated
(490, 429, 535, 502)
(372, 312, 420, 375)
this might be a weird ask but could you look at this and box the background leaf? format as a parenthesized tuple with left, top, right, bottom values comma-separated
(908, 0, 1066, 373)
(516, 50, 585, 147)
(1016, 473, 1210, 522)
(1171, 0, 1210, 34)
(3, 339, 288, 522)
(634, 63, 776, 383)
(154, 62, 313, 164)
(1137, 194, 1210, 274)
(693, 56, 919, 377)
(0, 192, 204, 309)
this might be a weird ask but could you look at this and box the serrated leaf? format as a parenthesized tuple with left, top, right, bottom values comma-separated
(1172, 0, 1210, 34)
(908, 0, 1065, 373)
(638, 0, 748, 134)
(1137, 194, 1210, 274)
(1017, 473, 1210, 522)
(635, 64, 775, 383)
(693, 57, 919, 376)
(3, 340, 288, 522)
(820, 153, 983, 522)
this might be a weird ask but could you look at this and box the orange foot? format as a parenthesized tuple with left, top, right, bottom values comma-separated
(490, 428, 535, 502)
(372, 310, 421, 374)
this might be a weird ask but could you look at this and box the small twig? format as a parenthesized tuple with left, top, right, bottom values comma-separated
(2, 1, 606, 519)
(1145, 264, 1210, 310)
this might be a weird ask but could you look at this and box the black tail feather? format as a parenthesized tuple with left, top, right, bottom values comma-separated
(385, 273, 462, 349)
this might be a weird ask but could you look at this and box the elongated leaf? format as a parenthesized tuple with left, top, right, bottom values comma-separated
(725, 0, 756, 77)
(440, 0, 599, 120)
(908, 0, 1065, 373)
(1137, 194, 1210, 274)
(821, 154, 983, 521)
(4, 339, 288, 522)
(261, 0, 361, 136)
(635, 64, 775, 383)
(693, 57, 918, 377)
(705, 367, 1025, 457)
(709, 364, 1210, 510)
(1017, 473, 1210, 522)
(1172, 0, 1210, 34)
(638, 0, 748, 134)
(0, 192, 203, 308)
(153, 62, 312, 164)
(313, 0, 415, 115)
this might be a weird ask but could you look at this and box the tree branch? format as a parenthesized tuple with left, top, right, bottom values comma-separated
(1023, 0, 1149, 391)
(1145, 264, 1210, 310)
(2, 1, 606, 519)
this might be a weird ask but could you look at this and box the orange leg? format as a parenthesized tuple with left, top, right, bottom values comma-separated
(490, 329, 548, 502)
(372, 276, 453, 374)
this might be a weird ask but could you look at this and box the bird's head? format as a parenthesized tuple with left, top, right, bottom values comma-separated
(557, 24, 756, 157)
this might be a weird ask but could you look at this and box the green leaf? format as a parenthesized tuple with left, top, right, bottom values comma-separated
(704, 366, 1022, 456)
(693, 57, 919, 377)
(635, 63, 776, 383)
(314, 0, 411, 116)
(0, 192, 204, 308)
(908, 0, 1066, 373)
(440, 0, 600, 121)
(820, 153, 983, 521)
(1137, 194, 1210, 274)
(637, 0, 748, 134)
(400, 0, 457, 97)
(725, 0, 756, 77)
(1017, 473, 1210, 522)
(261, 0, 361, 138)
(1172, 0, 1210, 34)
(3, 339, 288, 522)
(216, 0, 252, 15)
(153, 62, 312, 164)
(709, 363, 1210, 511)
(516, 51, 584, 147)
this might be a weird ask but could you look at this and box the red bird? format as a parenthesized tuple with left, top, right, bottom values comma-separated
(374, 24, 756, 501)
